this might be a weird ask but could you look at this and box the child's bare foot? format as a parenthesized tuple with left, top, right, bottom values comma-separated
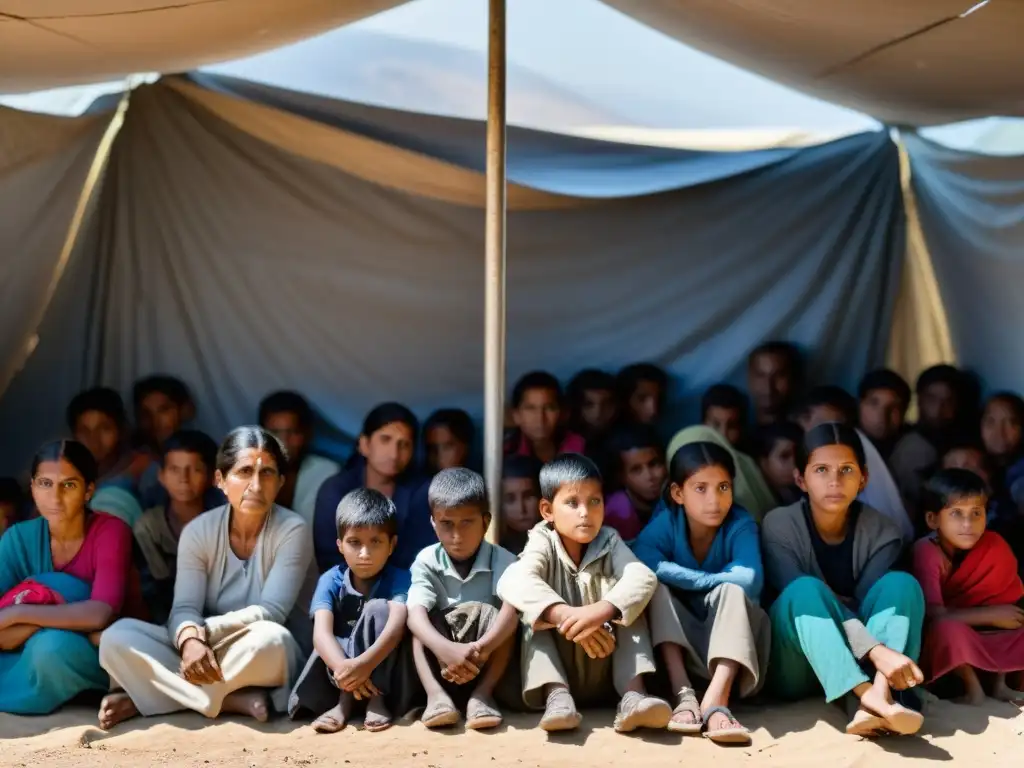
(990, 673, 1024, 703)
(859, 682, 923, 734)
(539, 686, 581, 732)
(364, 695, 393, 732)
(845, 707, 888, 738)
(313, 694, 354, 733)
(421, 691, 459, 728)
(613, 691, 672, 733)
(222, 689, 270, 722)
(98, 692, 139, 730)
(955, 687, 987, 706)
(466, 693, 503, 730)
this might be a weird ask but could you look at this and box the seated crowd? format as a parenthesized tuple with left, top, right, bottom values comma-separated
(1, 347, 1023, 747)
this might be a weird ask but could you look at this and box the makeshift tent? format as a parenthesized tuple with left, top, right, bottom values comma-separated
(0, 74, 909, 473)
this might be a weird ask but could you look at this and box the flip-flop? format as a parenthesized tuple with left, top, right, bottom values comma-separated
(702, 705, 752, 745)
(879, 706, 923, 736)
(421, 699, 460, 729)
(845, 708, 889, 738)
(539, 689, 582, 732)
(666, 686, 703, 734)
(466, 697, 503, 730)
(364, 716, 393, 733)
(312, 713, 346, 734)
(613, 691, 672, 733)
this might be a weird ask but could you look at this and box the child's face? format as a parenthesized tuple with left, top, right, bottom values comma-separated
(795, 444, 866, 515)
(263, 410, 308, 470)
(797, 404, 848, 433)
(138, 392, 184, 447)
(704, 406, 743, 447)
(748, 353, 793, 416)
(627, 380, 661, 425)
(669, 464, 733, 529)
(859, 387, 905, 443)
(425, 425, 469, 474)
(74, 410, 121, 468)
(337, 524, 396, 582)
(926, 494, 987, 552)
(981, 399, 1022, 460)
(919, 382, 957, 432)
(502, 477, 540, 534)
(760, 438, 797, 491)
(513, 387, 561, 443)
(159, 450, 211, 504)
(431, 505, 487, 562)
(621, 447, 667, 504)
(359, 421, 415, 481)
(580, 388, 617, 434)
(942, 447, 991, 486)
(540, 478, 604, 546)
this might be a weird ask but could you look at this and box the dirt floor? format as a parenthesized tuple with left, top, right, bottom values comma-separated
(2, 696, 1022, 768)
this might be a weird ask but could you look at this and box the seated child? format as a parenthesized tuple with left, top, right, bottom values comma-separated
(701, 384, 748, 449)
(634, 442, 768, 745)
(407, 468, 520, 730)
(497, 454, 670, 733)
(912, 468, 1024, 704)
(616, 363, 668, 427)
(603, 424, 667, 540)
(133, 430, 218, 626)
(289, 488, 410, 732)
(857, 369, 910, 460)
(501, 455, 542, 555)
(504, 372, 585, 463)
(566, 369, 618, 443)
(762, 423, 925, 738)
(424, 409, 474, 475)
(0, 477, 24, 539)
(753, 423, 803, 506)
(67, 387, 149, 493)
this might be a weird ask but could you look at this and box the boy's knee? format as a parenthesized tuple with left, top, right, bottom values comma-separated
(709, 581, 748, 605)
(778, 576, 831, 605)
(362, 598, 391, 625)
(875, 571, 923, 600)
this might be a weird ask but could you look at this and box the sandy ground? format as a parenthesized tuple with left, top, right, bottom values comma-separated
(2, 696, 1023, 768)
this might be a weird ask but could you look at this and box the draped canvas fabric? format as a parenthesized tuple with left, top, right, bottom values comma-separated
(0, 78, 904, 473)
(0, 106, 112, 399)
(905, 133, 1024, 392)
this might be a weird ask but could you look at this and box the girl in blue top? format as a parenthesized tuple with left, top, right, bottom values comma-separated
(633, 441, 769, 745)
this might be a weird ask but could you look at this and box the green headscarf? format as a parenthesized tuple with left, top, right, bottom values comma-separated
(666, 425, 776, 521)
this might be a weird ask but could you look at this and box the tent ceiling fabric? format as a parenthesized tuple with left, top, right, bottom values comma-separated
(600, 0, 1024, 125)
(0, 0, 407, 92)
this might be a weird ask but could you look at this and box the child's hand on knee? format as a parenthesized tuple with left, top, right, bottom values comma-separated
(438, 641, 481, 685)
(333, 657, 373, 692)
(557, 602, 617, 641)
(578, 627, 616, 659)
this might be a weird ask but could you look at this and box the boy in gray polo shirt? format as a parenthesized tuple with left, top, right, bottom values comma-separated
(407, 468, 519, 730)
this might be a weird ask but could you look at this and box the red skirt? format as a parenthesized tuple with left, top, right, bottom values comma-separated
(923, 618, 1024, 681)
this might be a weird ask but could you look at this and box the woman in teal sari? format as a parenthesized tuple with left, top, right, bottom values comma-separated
(0, 440, 134, 714)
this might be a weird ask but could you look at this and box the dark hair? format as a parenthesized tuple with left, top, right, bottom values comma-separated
(615, 363, 668, 403)
(797, 422, 866, 472)
(511, 371, 562, 409)
(335, 487, 398, 538)
(133, 375, 192, 411)
(921, 468, 988, 517)
(795, 386, 858, 427)
(66, 387, 126, 432)
(0, 477, 24, 508)
(503, 454, 542, 485)
(361, 402, 418, 441)
(428, 467, 489, 517)
(258, 390, 313, 429)
(539, 453, 602, 502)
(160, 430, 218, 471)
(916, 364, 961, 396)
(752, 422, 804, 460)
(748, 342, 802, 379)
(984, 391, 1024, 425)
(424, 408, 474, 446)
(216, 426, 288, 476)
(31, 439, 99, 487)
(666, 441, 736, 493)
(858, 369, 911, 407)
(605, 423, 663, 467)
(701, 384, 748, 422)
(567, 369, 615, 406)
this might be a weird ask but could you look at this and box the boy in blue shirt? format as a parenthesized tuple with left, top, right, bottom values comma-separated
(288, 489, 410, 733)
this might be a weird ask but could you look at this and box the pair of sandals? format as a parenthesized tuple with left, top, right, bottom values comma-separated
(667, 686, 751, 745)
